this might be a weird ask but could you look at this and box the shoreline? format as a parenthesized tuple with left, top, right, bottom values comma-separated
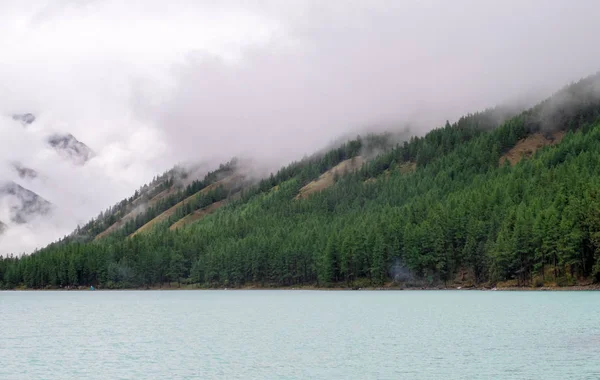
(4, 283, 600, 292)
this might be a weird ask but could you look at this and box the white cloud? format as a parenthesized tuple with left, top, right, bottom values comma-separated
(0, 0, 282, 253)
(1, 0, 600, 254)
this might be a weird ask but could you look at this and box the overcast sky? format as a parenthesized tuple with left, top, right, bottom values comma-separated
(1, 0, 600, 254)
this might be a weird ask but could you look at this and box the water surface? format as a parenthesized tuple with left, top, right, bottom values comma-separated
(1, 290, 599, 379)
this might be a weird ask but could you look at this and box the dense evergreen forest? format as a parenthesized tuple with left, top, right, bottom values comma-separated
(2, 74, 600, 289)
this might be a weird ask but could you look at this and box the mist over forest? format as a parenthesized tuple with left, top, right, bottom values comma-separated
(2, 0, 600, 256)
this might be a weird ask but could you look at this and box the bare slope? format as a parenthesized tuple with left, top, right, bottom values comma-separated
(296, 156, 365, 200)
(364, 161, 416, 184)
(169, 200, 227, 230)
(130, 174, 243, 237)
(398, 161, 417, 174)
(94, 185, 178, 241)
(500, 131, 565, 166)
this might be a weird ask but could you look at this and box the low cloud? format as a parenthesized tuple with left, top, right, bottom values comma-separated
(2, 0, 600, 253)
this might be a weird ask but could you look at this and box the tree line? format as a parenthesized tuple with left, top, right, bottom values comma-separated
(2, 74, 600, 289)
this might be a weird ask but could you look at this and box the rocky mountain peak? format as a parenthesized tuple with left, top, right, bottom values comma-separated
(0, 181, 52, 224)
(12, 113, 36, 125)
(47, 133, 95, 165)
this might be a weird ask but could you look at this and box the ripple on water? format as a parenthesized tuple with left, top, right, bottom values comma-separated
(0, 290, 599, 379)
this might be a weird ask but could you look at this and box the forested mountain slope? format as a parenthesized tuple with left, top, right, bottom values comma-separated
(2, 74, 600, 289)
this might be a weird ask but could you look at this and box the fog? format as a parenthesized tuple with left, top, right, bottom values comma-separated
(1, 0, 600, 254)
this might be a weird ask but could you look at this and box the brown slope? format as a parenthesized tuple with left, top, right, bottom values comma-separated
(129, 174, 243, 237)
(500, 131, 565, 166)
(168, 191, 244, 230)
(94, 209, 138, 241)
(398, 161, 417, 174)
(296, 156, 365, 200)
(169, 200, 227, 230)
(144, 186, 179, 206)
(364, 161, 416, 184)
(94, 185, 179, 241)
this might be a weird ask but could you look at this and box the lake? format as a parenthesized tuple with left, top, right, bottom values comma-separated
(1, 290, 599, 379)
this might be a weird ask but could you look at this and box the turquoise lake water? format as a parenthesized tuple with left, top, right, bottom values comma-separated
(1, 290, 599, 379)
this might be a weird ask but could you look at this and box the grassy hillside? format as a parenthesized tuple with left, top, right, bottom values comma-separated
(72, 161, 241, 241)
(2, 74, 600, 289)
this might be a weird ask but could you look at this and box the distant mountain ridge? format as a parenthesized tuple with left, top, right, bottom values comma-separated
(47, 133, 95, 165)
(0, 113, 94, 237)
(4, 73, 600, 291)
(12, 113, 35, 125)
(0, 180, 52, 224)
(11, 162, 38, 180)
